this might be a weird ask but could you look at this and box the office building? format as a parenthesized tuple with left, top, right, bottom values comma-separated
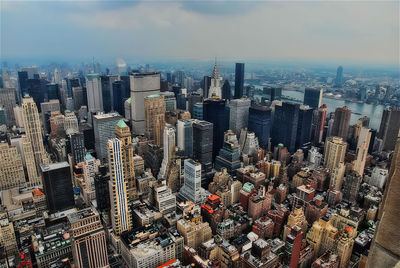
(335, 66, 343, 87)
(203, 98, 229, 158)
(68, 132, 85, 165)
(331, 106, 351, 140)
(368, 131, 400, 267)
(248, 104, 271, 149)
(296, 105, 313, 148)
(27, 78, 47, 111)
(41, 162, 75, 213)
(160, 91, 177, 112)
(152, 183, 176, 215)
(342, 171, 361, 204)
(94, 166, 110, 212)
(112, 80, 128, 116)
(108, 138, 132, 235)
(353, 127, 371, 176)
(336, 229, 354, 268)
(179, 159, 203, 203)
(144, 94, 166, 147)
(263, 86, 282, 101)
(72, 86, 85, 110)
(177, 217, 212, 250)
(304, 88, 323, 109)
(234, 63, 245, 99)
(0, 142, 25, 190)
(272, 102, 300, 152)
(40, 99, 60, 132)
(93, 112, 122, 163)
(324, 136, 347, 170)
(306, 218, 338, 258)
(222, 80, 232, 100)
(0, 88, 17, 126)
(192, 103, 203, 120)
(208, 61, 222, 98)
(115, 120, 136, 197)
(64, 111, 79, 133)
(177, 119, 193, 157)
(0, 210, 18, 257)
(68, 208, 109, 268)
(18, 71, 29, 99)
(100, 75, 118, 113)
(46, 83, 60, 101)
(215, 130, 241, 174)
(187, 92, 202, 115)
(229, 98, 251, 137)
(159, 125, 176, 180)
(130, 72, 161, 135)
(314, 104, 327, 144)
(377, 106, 400, 151)
(192, 120, 213, 172)
(86, 74, 103, 113)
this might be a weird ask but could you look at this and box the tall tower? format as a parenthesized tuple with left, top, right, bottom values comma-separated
(272, 102, 300, 153)
(192, 120, 213, 173)
(177, 119, 193, 157)
(179, 159, 202, 203)
(303, 88, 323, 109)
(144, 94, 166, 147)
(324, 136, 347, 170)
(108, 138, 132, 235)
(314, 104, 327, 144)
(229, 98, 251, 138)
(377, 106, 400, 151)
(248, 104, 272, 149)
(0, 143, 25, 190)
(234, 63, 245, 99)
(115, 120, 136, 197)
(331, 106, 351, 140)
(68, 208, 109, 268)
(158, 125, 176, 180)
(86, 74, 103, 113)
(22, 97, 49, 173)
(208, 59, 222, 98)
(367, 130, 400, 267)
(335, 66, 343, 87)
(353, 127, 371, 176)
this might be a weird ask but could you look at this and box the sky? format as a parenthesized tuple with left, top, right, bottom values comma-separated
(1, 0, 399, 67)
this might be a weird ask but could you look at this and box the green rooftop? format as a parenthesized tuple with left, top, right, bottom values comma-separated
(125, 97, 132, 104)
(147, 94, 161, 98)
(243, 182, 254, 192)
(116, 120, 128, 128)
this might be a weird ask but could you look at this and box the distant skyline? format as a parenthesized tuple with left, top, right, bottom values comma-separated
(1, 1, 399, 67)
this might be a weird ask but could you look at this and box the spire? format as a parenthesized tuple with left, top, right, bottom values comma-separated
(212, 57, 219, 79)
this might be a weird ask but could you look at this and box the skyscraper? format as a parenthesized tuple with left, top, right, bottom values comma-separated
(144, 94, 166, 147)
(86, 74, 103, 113)
(68, 208, 109, 268)
(18, 71, 29, 100)
(202, 75, 211, 98)
(214, 130, 241, 174)
(177, 119, 193, 157)
(41, 162, 75, 213)
(0, 142, 25, 190)
(222, 80, 232, 100)
(335, 66, 343, 87)
(22, 97, 49, 169)
(263, 86, 282, 101)
(234, 63, 245, 99)
(342, 171, 361, 204)
(0, 88, 17, 126)
(272, 102, 300, 152)
(68, 132, 85, 165)
(377, 106, 400, 151)
(93, 112, 122, 163)
(353, 127, 371, 176)
(368, 130, 400, 267)
(179, 159, 203, 203)
(229, 98, 251, 138)
(158, 125, 176, 180)
(130, 72, 161, 135)
(100, 75, 118, 113)
(115, 120, 136, 197)
(108, 138, 132, 235)
(208, 60, 222, 98)
(324, 136, 347, 170)
(331, 106, 351, 140)
(203, 98, 229, 158)
(112, 80, 128, 116)
(248, 104, 271, 149)
(303, 88, 323, 109)
(193, 120, 213, 173)
(314, 104, 327, 144)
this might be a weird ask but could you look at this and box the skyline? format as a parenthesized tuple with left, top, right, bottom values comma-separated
(1, 1, 399, 67)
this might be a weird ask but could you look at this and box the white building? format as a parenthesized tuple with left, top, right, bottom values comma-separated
(364, 167, 388, 189)
(158, 125, 176, 180)
(208, 61, 222, 98)
(353, 127, 371, 176)
(229, 98, 251, 137)
(179, 159, 203, 203)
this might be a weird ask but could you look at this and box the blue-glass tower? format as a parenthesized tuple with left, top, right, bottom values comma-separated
(248, 104, 271, 149)
(234, 63, 245, 99)
(272, 102, 300, 152)
(296, 106, 313, 148)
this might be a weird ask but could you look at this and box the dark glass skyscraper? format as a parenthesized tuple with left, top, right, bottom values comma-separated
(18, 71, 29, 100)
(263, 86, 282, 101)
(193, 120, 213, 172)
(100, 75, 112, 113)
(46, 83, 60, 101)
(272, 102, 300, 152)
(248, 104, 271, 149)
(66, 78, 80, 98)
(303, 88, 322, 109)
(202, 76, 211, 98)
(203, 98, 229, 159)
(112, 80, 127, 116)
(68, 132, 85, 165)
(222, 80, 232, 100)
(214, 130, 241, 174)
(40, 162, 75, 213)
(296, 106, 313, 148)
(378, 106, 400, 151)
(28, 78, 47, 112)
(234, 63, 245, 99)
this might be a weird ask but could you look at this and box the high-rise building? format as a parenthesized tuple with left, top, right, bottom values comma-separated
(187, 92, 202, 115)
(100, 75, 118, 113)
(192, 120, 213, 172)
(0, 142, 25, 190)
(296, 105, 313, 148)
(336, 229, 354, 268)
(46, 83, 60, 101)
(93, 112, 122, 163)
(27, 78, 47, 111)
(368, 130, 400, 267)
(0, 209, 18, 258)
(108, 138, 132, 235)
(203, 98, 229, 158)
(215, 130, 241, 174)
(208, 61, 222, 98)
(112, 80, 128, 116)
(263, 86, 282, 101)
(144, 94, 166, 147)
(22, 97, 49, 170)
(324, 136, 347, 170)
(68, 208, 109, 268)
(229, 98, 251, 138)
(377, 106, 400, 151)
(18, 71, 29, 100)
(40, 162, 75, 213)
(202, 75, 211, 98)
(222, 80, 232, 100)
(192, 103, 203, 120)
(0, 88, 17, 126)
(177, 119, 193, 157)
(130, 72, 161, 135)
(64, 111, 79, 133)
(342, 171, 361, 204)
(303, 88, 323, 109)
(40, 99, 60, 132)
(248, 104, 271, 149)
(272, 102, 300, 152)
(314, 104, 327, 144)
(68, 132, 85, 165)
(353, 127, 371, 176)
(160, 91, 176, 112)
(179, 159, 203, 203)
(234, 63, 245, 99)
(86, 74, 103, 113)
(115, 120, 136, 197)
(335, 66, 343, 87)
(306, 218, 338, 258)
(177, 216, 212, 250)
(331, 106, 351, 140)
(158, 125, 176, 180)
